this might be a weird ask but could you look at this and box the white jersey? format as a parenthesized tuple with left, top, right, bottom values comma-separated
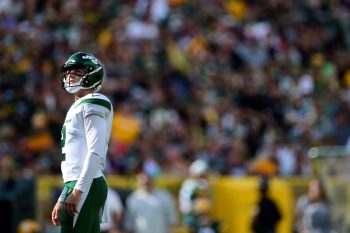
(60, 93, 113, 184)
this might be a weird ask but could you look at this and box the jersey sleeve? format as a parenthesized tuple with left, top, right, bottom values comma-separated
(73, 97, 112, 193)
(75, 114, 107, 193)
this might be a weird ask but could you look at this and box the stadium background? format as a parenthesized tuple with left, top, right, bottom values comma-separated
(1, 0, 350, 232)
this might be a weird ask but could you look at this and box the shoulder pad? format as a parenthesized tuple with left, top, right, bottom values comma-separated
(77, 97, 112, 117)
(79, 98, 112, 111)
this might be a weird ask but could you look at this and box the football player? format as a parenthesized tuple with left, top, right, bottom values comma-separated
(51, 52, 113, 233)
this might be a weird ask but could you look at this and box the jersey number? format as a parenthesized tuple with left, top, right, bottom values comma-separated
(60, 125, 66, 148)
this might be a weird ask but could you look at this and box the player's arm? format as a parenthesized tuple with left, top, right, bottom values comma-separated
(52, 201, 63, 226)
(75, 113, 106, 192)
(56, 186, 68, 203)
(65, 113, 107, 215)
(52, 185, 70, 225)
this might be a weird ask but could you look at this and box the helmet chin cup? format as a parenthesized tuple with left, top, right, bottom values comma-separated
(64, 86, 82, 94)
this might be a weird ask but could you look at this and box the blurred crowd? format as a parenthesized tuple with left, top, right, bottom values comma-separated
(1, 0, 350, 179)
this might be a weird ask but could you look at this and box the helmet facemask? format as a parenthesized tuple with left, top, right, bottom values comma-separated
(61, 68, 88, 94)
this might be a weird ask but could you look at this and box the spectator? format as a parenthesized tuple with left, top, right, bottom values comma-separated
(179, 159, 219, 233)
(251, 177, 281, 233)
(294, 179, 333, 233)
(123, 171, 178, 233)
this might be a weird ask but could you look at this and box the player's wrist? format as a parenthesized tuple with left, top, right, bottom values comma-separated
(73, 188, 83, 195)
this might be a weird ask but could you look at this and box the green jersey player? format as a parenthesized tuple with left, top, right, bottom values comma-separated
(51, 52, 113, 233)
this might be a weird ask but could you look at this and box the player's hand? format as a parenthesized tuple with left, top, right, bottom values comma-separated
(64, 189, 83, 216)
(51, 201, 63, 226)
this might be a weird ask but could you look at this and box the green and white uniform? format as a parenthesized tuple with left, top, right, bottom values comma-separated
(59, 93, 113, 233)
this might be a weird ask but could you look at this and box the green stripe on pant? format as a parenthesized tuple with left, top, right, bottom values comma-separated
(60, 176, 107, 233)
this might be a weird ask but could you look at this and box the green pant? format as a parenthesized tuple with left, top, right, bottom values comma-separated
(60, 176, 107, 233)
